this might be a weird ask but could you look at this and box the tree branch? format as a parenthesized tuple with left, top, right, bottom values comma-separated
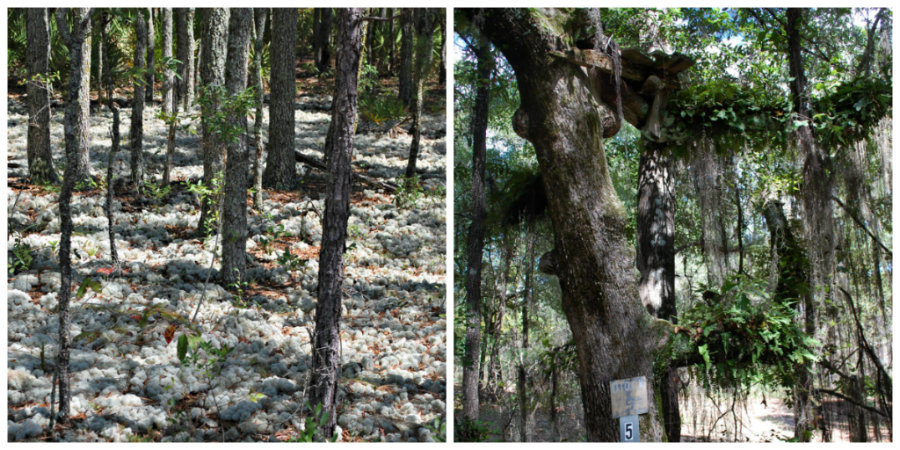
(832, 195, 892, 257)
(815, 388, 889, 418)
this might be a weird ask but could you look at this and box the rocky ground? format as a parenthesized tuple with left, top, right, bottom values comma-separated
(6, 92, 447, 442)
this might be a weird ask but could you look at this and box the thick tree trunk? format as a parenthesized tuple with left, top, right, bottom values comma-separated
(220, 8, 252, 287)
(397, 9, 414, 106)
(162, 8, 175, 186)
(131, 9, 147, 193)
(197, 8, 230, 236)
(787, 9, 828, 441)
(314, 8, 333, 73)
(308, 8, 362, 439)
(470, 8, 666, 441)
(54, 7, 93, 424)
(146, 8, 155, 102)
(25, 8, 58, 185)
(690, 146, 728, 287)
(251, 8, 267, 208)
(637, 142, 680, 441)
(175, 8, 195, 110)
(263, 8, 298, 190)
(404, 8, 435, 179)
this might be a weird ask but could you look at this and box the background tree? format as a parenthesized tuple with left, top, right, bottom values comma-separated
(55, 8, 93, 186)
(25, 8, 58, 185)
(262, 8, 298, 190)
(219, 8, 252, 286)
(308, 7, 363, 438)
(196, 8, 229, 236)
(250, 7, 267, 208)
(313, 8, 333, 73)
(161, 8, 176, 186)
(146, 8, 155, 102)
(130, 8, 147, 194)
(404, 8, 436, 179)
(175, 8, 195, 110)
(397, 9, 413, 106)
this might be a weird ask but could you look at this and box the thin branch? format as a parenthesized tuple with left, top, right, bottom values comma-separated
(816, 388, 889, 418)
(838, 286, 893, 393)
(832, 195, 892, 257)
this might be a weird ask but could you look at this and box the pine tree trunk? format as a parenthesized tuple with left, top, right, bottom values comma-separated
(397, 9, 414, 106)
(162, 8, 175, 186)
(314, 8, 333, 73)
(637, 142, 679, 441)
(146, 8, 155, 102)
(220, 8, 252, 287)
(175, 8, 195, 110)
(404, 8, 435, 179)
(106, 104, 121, 265)
(197, 8, 230, 236)
(461, 34, 492, 425)
(387, 8, 395, 73)
(25, 8, 58, 185)
(262, 8, 298, 190)
(251, 8, 267, 208)
(469, 8, 666, 441)
(54, 7, 93, 424)
(93, 15, 103, 107)
(309, 8, 362, 439)
(131, 9, 147, 193)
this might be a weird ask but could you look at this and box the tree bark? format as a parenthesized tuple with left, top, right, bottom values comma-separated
(220, 8, 252, 287)
(404, 8, 435, 179)
(106, 104, 121, 265)
(463, 36, 489, 419)
(518, 232, 536, 441)
(314, 8, 333, 73)
(146, 8, 155, 102)
(131, 9, 147, 193)
(308, 8, 363, 439)
(162, 8, 175, 186)
(251, 8, 267, 208)
(397, 9, 414, 106)
(637, 142, 679, 441)
(469, 8, 666, 441)
(197, 8, 230, 236)
(263, 8, 298, 190)
(56, 9, 93, 186)
(54, 7, 93, 424)
(175, 8, 196, 110)
(25, 8, 58, 185)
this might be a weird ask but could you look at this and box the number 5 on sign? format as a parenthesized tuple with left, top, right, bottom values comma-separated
(619, 415, 639, 442)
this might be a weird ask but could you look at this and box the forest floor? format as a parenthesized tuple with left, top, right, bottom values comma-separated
(6, 75, 447, 442)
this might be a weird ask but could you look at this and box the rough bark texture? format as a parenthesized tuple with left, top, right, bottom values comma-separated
(404, 9, 435, 179)
(314, 8, 333, 73)
(637, 142, 679, 441)
(197, 8, 229, 236)
(220, 8, 252, 286)
(518, 232, 536, 441)
(146, 8, 155, 102)
(106, 104, 121, 265)
(309, 8, 362, 438)
(54, 7, 93, 423)
(263, 8, 298, 190)
(461, 35, 491, 425)
(175, 8, 195, 109)
(25, 8, 58, 185)
(60, 9, 93, 186)
(251, 8, 267, 208)
(690, 145, 728, 287)
(470, 8, 665, 441)
(397, 9, 414, 106)
(131, 10, 147, 192)
(162, 8, 175, 186)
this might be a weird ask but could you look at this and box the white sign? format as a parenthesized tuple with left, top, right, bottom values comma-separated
(610, 376, 649, 419)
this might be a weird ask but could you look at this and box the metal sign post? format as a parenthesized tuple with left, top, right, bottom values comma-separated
(610, 376, 649, 442)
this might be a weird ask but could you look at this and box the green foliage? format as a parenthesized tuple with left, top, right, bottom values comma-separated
(184, 171, 224, 235)
(359, 93, 407, 124)
(662, 276, 820, 391)
(197, 84, 257, 145)
(143, 178, 172, 203)
(454, 417, 491, 442)
(394, 176, 424, 209)
(8, 238, 34, 275)
(811, 77, 892, 147)
(424, 416, 446, 442)
(288, 403, 338, 442)
(75, 276, 103, 299)
(175, 332, 233, 379)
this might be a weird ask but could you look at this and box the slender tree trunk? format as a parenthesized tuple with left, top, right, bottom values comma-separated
(197, 8, 230, 236)
(220, 8, 252, 287)
(397, 9, 414, 106)
(93, 14, 103, 108)
(176, 8, 196, 110)
(437, 14, 446, 85)
(106, 104, 121, 265)
(146, 8, 155, 102)
(131, 9, 147, 194)
(637, 142, 680, 441)
(26, 8, 58, 185)
(162, 8, 175, 186)
(251, 8, 267, 208)
(404, 8, 435, 179)
(469, 8, 666, 441)
(308, 8, 363, 439)
(54, 7, 93, 424)
(518, 232, 535, 441)
(263, 8, 298, 190)
(314, 8, 333, 73)
(387, 8, 395, 73)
